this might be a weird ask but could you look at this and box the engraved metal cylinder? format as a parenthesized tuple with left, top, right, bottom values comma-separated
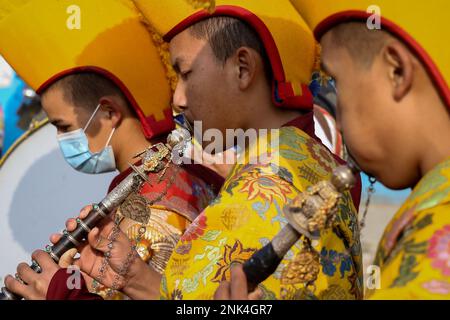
(272, 224, 300, 257)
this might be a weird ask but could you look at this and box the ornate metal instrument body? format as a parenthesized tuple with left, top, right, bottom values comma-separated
(0, 128, 190, 300)
(243, 164, 358, 291)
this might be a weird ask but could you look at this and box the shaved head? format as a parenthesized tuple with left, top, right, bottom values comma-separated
(328, 22, 389, 68)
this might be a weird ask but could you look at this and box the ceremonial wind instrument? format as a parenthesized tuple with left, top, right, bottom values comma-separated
(0, 128, 191, 300)
(243, 161, 360, 292)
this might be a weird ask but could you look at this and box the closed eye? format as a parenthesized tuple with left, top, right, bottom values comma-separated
(57, 125, 71, 133)
(180, 70, 192, 81)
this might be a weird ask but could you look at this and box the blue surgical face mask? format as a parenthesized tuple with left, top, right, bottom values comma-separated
(56, 104, 117, 174)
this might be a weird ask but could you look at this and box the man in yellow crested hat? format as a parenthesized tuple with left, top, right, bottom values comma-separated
(283, 0, 450, 299)
(1, 0, 224, 300)
(79, 0, 364, 300)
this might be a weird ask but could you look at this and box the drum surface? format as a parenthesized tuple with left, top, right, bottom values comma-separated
(0, 122, 116, 277)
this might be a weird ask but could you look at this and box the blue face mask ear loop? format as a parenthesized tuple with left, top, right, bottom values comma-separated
(84, 103, 117, 152)
(103, 127, 116, 149)
(83, 103, 102, 132)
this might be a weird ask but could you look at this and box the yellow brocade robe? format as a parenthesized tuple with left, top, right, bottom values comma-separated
(161, 126, 363, 300)
(368, 157, 450, 299)
(92, 163, 222, 300)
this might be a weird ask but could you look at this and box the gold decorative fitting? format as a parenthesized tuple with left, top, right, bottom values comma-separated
(135, 143, 171, 173)
(126, 209, 182, 274)
(306, 181, 340, 233)
(119, 193, 152, 224)
(281, 240, 320, 285)
(284, 180, 342, 239)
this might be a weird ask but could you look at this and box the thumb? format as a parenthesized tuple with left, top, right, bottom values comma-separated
(248, 287, 263, 300)
(59, 248, 78, 268)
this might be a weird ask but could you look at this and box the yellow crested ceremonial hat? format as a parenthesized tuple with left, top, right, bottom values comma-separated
(290, 0, 450, 109)
(133, 0, 317, 110)
(0, 0, 175, 138)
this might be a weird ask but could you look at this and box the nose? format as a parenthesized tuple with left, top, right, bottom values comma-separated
(172, 80, 187, 114)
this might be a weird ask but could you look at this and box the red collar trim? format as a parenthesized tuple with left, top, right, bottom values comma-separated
(281, 111, 316, 138)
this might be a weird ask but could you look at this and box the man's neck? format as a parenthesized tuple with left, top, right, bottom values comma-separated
(113, 122, 154, 173)
(244, 98, 304, 131)
(417, 100, 450, 178)
(419, 134, 450, 178)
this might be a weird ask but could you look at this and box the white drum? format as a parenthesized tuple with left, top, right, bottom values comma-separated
(0, 121, 116, 278)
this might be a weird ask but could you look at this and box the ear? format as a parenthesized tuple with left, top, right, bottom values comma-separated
(98, 96, 123, 128)
(383, 41, 414, 101)
(233, 47, 258, 90)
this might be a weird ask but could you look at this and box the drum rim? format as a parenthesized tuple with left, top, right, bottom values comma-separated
(0, 118, 49, 169)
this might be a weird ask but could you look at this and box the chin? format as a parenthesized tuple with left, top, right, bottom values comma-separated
(375, 169, 418, 191)
(380, 178, 409, 190)
(354, 159, 399, 189)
